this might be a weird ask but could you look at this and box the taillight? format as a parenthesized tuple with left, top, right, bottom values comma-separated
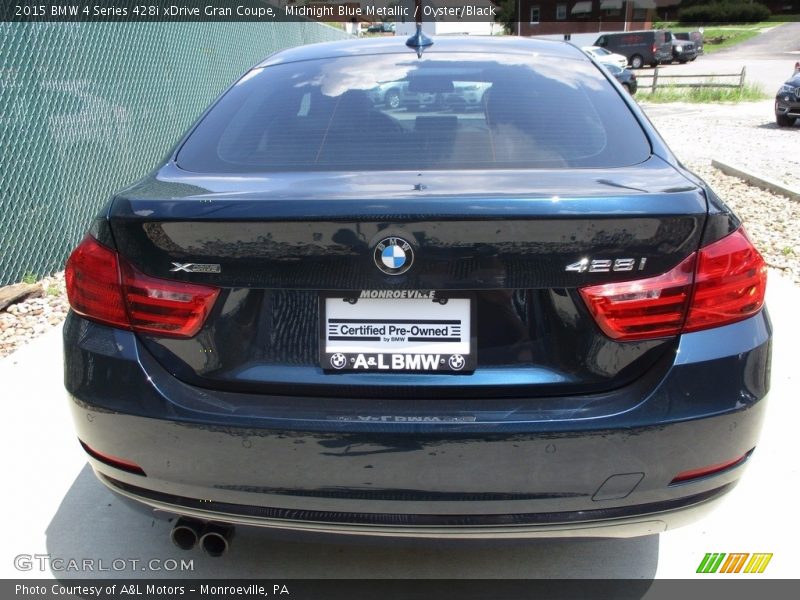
(684, 228, 767, 332)
(579, 255, 694, 341)
(120, 260, 219, 337)
(580, 227, 766, 341)
(66, 235, 219, 338)
(65, 235, 129, 330)
(652, 43, 658, 54)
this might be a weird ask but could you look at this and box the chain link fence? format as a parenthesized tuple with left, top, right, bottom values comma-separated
(0, 21, 349, 285)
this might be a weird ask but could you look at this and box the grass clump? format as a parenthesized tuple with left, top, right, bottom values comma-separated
(640, 82, 768, 103)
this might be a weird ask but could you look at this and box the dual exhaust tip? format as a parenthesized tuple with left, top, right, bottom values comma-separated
(171, 518, 234, 557)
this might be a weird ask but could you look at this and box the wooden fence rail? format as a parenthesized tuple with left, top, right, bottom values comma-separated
(635, 66, 747, 94)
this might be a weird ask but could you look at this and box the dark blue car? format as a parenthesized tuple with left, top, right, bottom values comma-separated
(63, 36, 770, 555)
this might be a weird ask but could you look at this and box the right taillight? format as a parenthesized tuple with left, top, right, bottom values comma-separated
(684, 227, 767, 332)
(66, 235, 219, 338)
(580, 227, 767, 341)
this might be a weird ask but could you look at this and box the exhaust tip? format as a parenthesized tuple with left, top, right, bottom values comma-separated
(170, 518, 202, 551)
(199, 523, 234, 558)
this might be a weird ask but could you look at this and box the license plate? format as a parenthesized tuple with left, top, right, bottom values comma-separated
(320, 291, 475, 373)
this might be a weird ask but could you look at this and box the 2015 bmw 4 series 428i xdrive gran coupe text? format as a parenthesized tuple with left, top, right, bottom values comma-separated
(63, 36, 770, 553)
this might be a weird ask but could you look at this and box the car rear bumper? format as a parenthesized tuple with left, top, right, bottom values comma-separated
(64, 309, 771, 538)
(98, 472, 734, 539)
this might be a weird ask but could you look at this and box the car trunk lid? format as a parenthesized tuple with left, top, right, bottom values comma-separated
(105, 157, 707, 398)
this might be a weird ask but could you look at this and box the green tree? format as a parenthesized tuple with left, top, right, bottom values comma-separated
(495, 0, 518, 35)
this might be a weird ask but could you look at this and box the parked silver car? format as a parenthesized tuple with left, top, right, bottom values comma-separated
(583, 46, 628, 69)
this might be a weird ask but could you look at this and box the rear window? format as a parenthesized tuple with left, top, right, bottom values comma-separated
(177, 52, 651, 172)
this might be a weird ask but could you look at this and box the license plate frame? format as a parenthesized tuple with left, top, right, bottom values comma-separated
(319, 291, 476, 373)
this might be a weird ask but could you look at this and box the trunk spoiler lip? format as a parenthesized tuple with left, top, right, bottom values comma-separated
(109, 156, 706, 221)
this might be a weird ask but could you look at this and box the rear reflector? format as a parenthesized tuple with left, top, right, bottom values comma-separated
(670, 450, 753, 485)
(580, 227, 766, 341)
(66, 235, 219, 338)
(79, 440, 146, 476)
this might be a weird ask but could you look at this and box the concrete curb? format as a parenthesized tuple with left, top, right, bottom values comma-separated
(712, 159, 800, 201)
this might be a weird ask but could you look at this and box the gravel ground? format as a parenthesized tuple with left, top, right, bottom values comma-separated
(646, 99, 800, 285)
(0, 272, 68, 359)
(683, 163, 800, 284)
(643, 99, 800, 190)
(1, 101, 797, 358)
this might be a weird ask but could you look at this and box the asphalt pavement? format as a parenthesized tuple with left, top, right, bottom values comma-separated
(711, 21, 800, 59)
(640, 22, 800, 93)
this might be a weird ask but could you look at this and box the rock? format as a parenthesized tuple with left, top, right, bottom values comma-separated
(0, 283, 42, 311)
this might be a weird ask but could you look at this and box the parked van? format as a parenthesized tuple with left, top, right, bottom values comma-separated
(594, 30, 673, 69)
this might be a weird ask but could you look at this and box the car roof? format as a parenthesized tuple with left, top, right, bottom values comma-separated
(600, 30, 660, 36)
(256, 36, 588, 68)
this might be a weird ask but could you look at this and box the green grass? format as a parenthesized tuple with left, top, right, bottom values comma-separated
(701, 28, 764, 53)
(768, 14, 800, 22)
(46, 284, 60, 297)
(639, 82, 768, 103)
(21, 272, 37, 285)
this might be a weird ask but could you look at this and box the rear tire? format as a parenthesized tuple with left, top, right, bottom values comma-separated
(630, 55, 643, 69)
(622, 83, 631, 94)
(776, 113, 796, 127)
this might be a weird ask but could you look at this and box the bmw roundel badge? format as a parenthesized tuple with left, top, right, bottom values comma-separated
(374, 237, 414, 275)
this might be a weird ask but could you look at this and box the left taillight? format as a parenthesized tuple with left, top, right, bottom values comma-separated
(66, 235, 219, 338)
(119, 259, 219, 337)
(65, 235, 129, 330)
